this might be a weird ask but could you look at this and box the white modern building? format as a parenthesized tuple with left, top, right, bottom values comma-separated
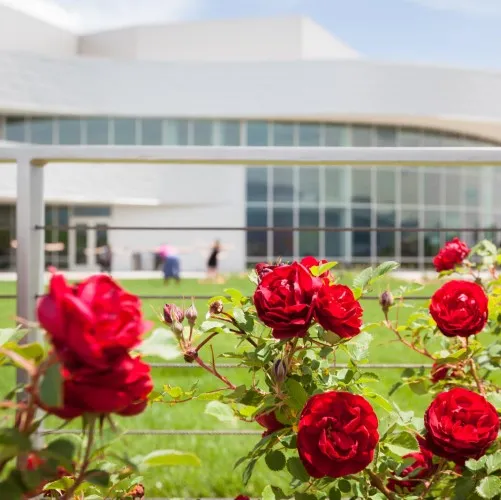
(1, 1, 501, 273)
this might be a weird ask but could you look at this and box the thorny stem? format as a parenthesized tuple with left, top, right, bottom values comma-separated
(465, 337, 486, 397)
(194, 355, 236, 390)
(60, 417, 97, 500)
(384, 320, 434, 359)
(367, 470, 396, 500)
(213, 313, 258, 348)
(195, 332, 220, 352)
(418, 459, 447, 500)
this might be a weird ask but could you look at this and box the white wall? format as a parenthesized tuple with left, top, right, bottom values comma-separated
(0, 5, 76, 57)
(78, 28, 138, 60)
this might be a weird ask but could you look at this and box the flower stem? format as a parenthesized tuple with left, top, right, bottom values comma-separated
(61, 416, 97, 500)
(367, 470, 395, 500)
(385, 320, 434, 359)
(465, 337, 485, 396)
(418, 459, 446, 500)
(194, 355, 236, 390)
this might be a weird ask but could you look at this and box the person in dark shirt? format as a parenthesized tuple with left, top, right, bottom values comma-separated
(206, 240, 221, 282)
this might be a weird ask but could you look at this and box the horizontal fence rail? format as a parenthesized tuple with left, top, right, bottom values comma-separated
(3, 145, 501, 165)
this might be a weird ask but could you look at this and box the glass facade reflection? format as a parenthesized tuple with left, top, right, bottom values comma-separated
(1, 116, 499, 267)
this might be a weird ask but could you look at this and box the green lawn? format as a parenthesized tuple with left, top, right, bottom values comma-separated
(0, 274, 454, 498)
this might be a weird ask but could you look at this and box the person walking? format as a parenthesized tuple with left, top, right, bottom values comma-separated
(159, 244, 181, 285)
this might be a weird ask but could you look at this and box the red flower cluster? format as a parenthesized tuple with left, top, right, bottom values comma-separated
(387, 436, 435, 493)
(37, 272, 153, 419)
(433, 237, 470, 272)
(424, 388, 499, 465)
(253, 257, 363, 340)
(297, 391, 379, 478)
(429, 280, 488, 338)
(255, 410, 286, 437)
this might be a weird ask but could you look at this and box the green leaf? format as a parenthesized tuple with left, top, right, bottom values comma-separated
(454, 477, 476, 500)
(225, 288, 245, 305)
(373, 261, 400, 278)
(141, 450, 201, 468)
(0, 328, 27, 347)
(363, 390, 394, 413)
(136, 328, 181, 361)
(485, 452, 501, 474)
(243, 458, 257, 485)
(346, 332, 373, 362)
(40, 362, 63, 408)
(476, 476, 501, 499)
(465, 456, 487, 472)
(387, 432, 419, 456)
(353, 267, 374, 291)
(286, 457, 310, 483)
(311, 261, 338, 276)
(336, 368, 354, 384)
(83, 470, 110, 487)
(486, 392, 501, 411)
(43, 476, 75, 492)
(329, 488, 342, 500)
(262, 485, 276, 500)
(357, 372, 380, 383)
(46, 438, 76, 468)
(204, 401, 237, 424)
(338, 479, 352, 493)
(0, 342, 45, 366)
(285, 379, 309, 411)
(265, 450, 286, 471)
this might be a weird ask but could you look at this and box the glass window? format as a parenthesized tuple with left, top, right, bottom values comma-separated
(464, 211, 481, 247)
(445, 211, 461, 242)
(85, 118, 109, 145)
(376, 170, 396, 204)
(193, 120, 213, 146)
(445, 171, 461, 206)
(73, 206, 111, 217)
(424, 171, 442, 205)
(464, 175, 480, 206)
(353, 208, 371, 258)
(375, 127, 397, 146)
(422, 131, 442, 146)
(377, 209, 396, 257)
(298, 167, 319, 203)
(401, 210, 419, 258)
(246, 167, 268, 203)
(401, 169, 420, 205)
(247, 121, 268, 146)
(141, 119, 162, 145)
(424, 210, 441, 257)
(57, 118, 81, 144)
(165, 119, 189, 145)
(352, 168, 372, 203)
(113, 118, 136, 145)
(246, 207, 267, 257)
(299, 207, 319, 257)
(398, 129, 422, 146)
(273, 167, 294, 203)
(298, 123, 321, 146)
(30, 118, 53, 144)
(272, 122, 294, 146)
(273, 207, 293, 258)
(221, 120, 240, 146)
(325, 167, 347, 203)
(352, 126, 372, 147)
(6, 117, 26, 142)
(0, 205, 14, 270)
(325, 124, 348, 146)
(325, 208, 345, 257)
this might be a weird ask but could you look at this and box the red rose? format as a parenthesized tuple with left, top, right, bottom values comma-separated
(429, 280, 488, 338)
(255, 411, 286, 436)
(424, 388, 499, 464)
(43, 355, 153, 419)
(433, 238, 469, 272)
(253, 262, 321, 339)
(387, 436, 435, 493)
(255, 261, 286, 280)
(37, 272, 152, 369)
(300, 256, 330, 278)
(297, 391, 379, 478)
(313, 284, 363, 339)
(235, 496, 250, 500)
(430, 362, 463, 383)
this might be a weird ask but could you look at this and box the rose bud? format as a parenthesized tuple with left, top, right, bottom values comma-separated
(171, 320, 184, 340)
(379, 290, 394, 312)
(163, 304, 184, 324)
(184, 349, 197, 363)
(271, 359, 287, 385)
(185, 301, 198, 326)
(126, 484, 145, 499)
(209, 300, 224, 315)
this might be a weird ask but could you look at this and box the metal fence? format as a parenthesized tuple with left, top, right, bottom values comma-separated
(2, 145, 501, 498)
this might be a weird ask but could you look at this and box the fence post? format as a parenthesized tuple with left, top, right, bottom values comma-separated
(16, 156, 45, 418)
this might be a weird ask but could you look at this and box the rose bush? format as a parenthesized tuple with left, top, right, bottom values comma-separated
(159, 236, 500, 500)
(0, 271, 200, 499)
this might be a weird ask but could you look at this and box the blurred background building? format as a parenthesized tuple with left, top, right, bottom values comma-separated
(1, 1, 500, 272)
